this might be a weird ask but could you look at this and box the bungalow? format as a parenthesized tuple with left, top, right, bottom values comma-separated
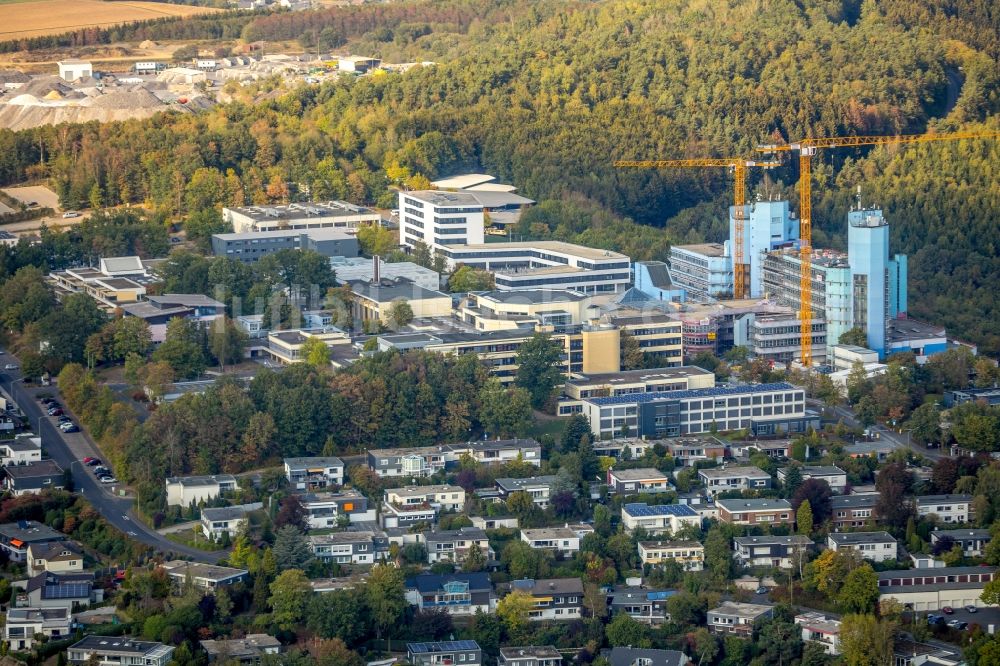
(621, 503, 701, 535)
(707, 601, 774, 635)
(607, 468, 672, 495)
(716, 499, 794, 526)
(471, 516, 519, 530)
(664, 436, 726, 467)
(827, 531, 898, 562)
(508, 578, 583, 621)
(27, 541, 85, 576)
(520, 524, 594, 557)
(2, 460, 64, 495)
(0, 521, 66, 562)
(425, 527, 493, 564)
(458, 439, 542, 467)
(496, 476, 559, 507)
(499, 646, 562, 666)
(830, 494, 879, 530)
(160, 561, 248, 590)
(733, 535, 812, 569)
(404, 572, 495, 616)
(876, 565, 997, 611)
(385, 485, 466, 512)
(637, 541, 705, 571)
(915, 494, 972, 524)
(3, 607, 72, 651)
(67, 636, 174, 666)
(930, 529, 991, 557)
(698, 466, 771, 496)
(283, 456, 344, 490)
(408, 641, 482, 666)
(200, 634, 282, 664)
(165, 474, 238, 507)
(795, 612, 841, 656)
(309, 532, 383, 564)
(777, 466, 847, 493)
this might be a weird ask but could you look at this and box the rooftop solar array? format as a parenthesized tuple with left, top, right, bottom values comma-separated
(586, 382, 797, 407)
(42, 582, 91, 599)
(623, 503, 698, 517)
(408, 641, 480, 653)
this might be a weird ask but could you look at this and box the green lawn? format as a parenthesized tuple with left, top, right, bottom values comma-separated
(528, 415, 567, 441)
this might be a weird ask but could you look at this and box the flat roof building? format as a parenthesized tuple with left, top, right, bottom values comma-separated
(68, 636, 174, 666)
(211, 228, 359, 262)
(223, 201, 380, 234)
(332, 256, 440, 291)
(669, 242, 732, 301)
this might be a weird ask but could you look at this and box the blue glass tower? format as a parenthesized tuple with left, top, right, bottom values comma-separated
(847, 208, 907, 357)
(729, 199, 799, 298)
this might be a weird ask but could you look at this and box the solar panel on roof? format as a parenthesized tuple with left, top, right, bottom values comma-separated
(43, 583, 90, 599)
(624, 503, 697, 517)
(588, 382, 797, 406)
(408, 641, 479, 653)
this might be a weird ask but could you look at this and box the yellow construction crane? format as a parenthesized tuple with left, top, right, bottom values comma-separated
(613, 158, 778, 299)
(758, 130, 1000, 367)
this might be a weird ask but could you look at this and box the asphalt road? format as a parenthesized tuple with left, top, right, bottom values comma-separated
(820, 400, 945, 461)
(0, 369, 223, 564)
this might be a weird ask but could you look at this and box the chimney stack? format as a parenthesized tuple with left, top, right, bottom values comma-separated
(373, 255, 381, 283)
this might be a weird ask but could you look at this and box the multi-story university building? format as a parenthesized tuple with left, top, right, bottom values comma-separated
(638, 540, 705, 571)
(578, 382, 811, 439)
(223, 201, 380, 233)
(749, 313, 827, 364)
(441, 241, 631, 293)
(210, 228, 359, 263)
(558, 366, 714, 416)
(601, 311, 684, 367)
(668, 242, 733, 300)
(399, 190, 486, 251)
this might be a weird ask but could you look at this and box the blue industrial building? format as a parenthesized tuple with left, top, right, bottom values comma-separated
(729, 199, 799, 298)
(847, 207, 908, 357)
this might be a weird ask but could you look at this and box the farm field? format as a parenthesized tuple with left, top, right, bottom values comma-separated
(0, 0, 220, 40)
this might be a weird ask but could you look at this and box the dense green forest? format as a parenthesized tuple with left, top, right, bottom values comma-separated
(0, 0, 997, 350)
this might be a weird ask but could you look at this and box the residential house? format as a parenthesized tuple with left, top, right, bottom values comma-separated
(891, 640, 965, 666)
(165, 474, 238, 507)
(367, 445, 454, 478)
(470, 516, 519, 530)
(67, 636, 174, 666)
(827, 531, 898, 562)
(459, 439, 543, 467)
(26, 541, 84, 576)
(201, 504, 261, 541)
(603, 647, 689, 666)
(733, 440, 793, 459)
(2, 460, 65, 495)
(284, 457, 344, 490)
(404, 573, 495, 616)
(509, 578, 583, 621)
(425, 528, 492, 564)
(498, 646, 562, 666)
(407, 641, 482, 666)
(200, 634, 282, 664)
(160, 561, 248, 590)
(664, 437, 726, 467)
(698, 466, 771, 496)
(830, 494, 879, 530)
(733, 535, 812, 569)
(299, 489, 376, 528)
(0, 437, 42, 466)
(930, 529, 991, 557)
(520, 524, 594, 557)
(795, 612, 841, 656)
(382, 485, 465, 529)
(22, 572, 99, 609)
(621, 503, 701, 535)
(916, 494, 972, 524)
(496, 477, 559, 507)
(3, 607, 72, 651)
(877, 566, 997, 611)
(707, 601, 774, 635)
(607, 468, 672, 495)
(0, 520, 66, 561)
(716, 499, 794, 526)
(608, 587, 675, 625)
(637, 541, 705, 571)
(309, 532, 383, 564)
(777, 465, 848, 493)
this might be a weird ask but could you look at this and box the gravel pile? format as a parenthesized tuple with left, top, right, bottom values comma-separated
(90, 87, 164, 109)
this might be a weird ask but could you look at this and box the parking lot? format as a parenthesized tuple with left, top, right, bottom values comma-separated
(926, 606, 1000, 633)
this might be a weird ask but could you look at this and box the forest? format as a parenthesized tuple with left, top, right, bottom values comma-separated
(0, 0, 997, 350)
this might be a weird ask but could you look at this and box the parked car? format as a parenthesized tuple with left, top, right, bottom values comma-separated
(4, 364, 18, 370)
(965, 605, 978, 613)
(82, 457, 95, 464)
(942, 606, 954, 615)
(947, 620, 968, 630)
(61, 424, 79, 433)
(755, 587, 768, 595)
(86, 459, 101, 466)
(59, 421, 76, 430)
(927, 614, 945, 626)
(100, 477, 117, 484)
(47, 408, 63, 417)
(62, 211, 80, 218)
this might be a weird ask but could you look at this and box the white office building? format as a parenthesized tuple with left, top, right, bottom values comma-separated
(223, 201, 381, 233)
(669, 243, 733, 300)
(399, 190, 486, 252)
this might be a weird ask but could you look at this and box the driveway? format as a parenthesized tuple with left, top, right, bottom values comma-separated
(0, 366, 223, 564)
